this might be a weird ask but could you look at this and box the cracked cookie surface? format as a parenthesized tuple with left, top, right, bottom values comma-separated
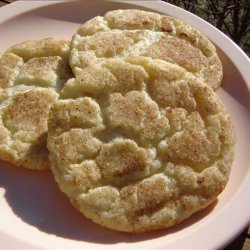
(0, 38, 72, 170)
(48, 57, 235, 232)
(70, 9, 222, 90)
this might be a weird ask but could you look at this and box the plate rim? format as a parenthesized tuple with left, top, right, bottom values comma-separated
(0, 0, 249, 249)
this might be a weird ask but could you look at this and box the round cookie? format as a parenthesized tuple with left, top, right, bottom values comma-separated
(48, 57, 235, 232)
(0, 38, 72, 170)
(70, 9, 223, 90)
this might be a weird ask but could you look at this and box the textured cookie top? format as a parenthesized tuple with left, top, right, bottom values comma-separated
(48, 57, 235, 232)
(0, 38, 71, 99)
(0, 38, 72, 170)
(70, 9, 222, 90)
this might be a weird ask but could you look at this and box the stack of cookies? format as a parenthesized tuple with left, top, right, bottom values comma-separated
(0, 9, 235, 232)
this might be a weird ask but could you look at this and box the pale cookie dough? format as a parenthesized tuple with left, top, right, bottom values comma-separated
(0, 38, 72, 170)
(70, 9, 223, 90)
(48, 57, 235, 232)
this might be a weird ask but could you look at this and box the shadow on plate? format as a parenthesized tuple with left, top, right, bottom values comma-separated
(0, 161, 217, 244)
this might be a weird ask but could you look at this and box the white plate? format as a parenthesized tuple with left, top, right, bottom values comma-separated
(0, 1, 249, 249)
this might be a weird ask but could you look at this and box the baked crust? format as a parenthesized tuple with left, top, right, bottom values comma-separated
(70, 9, 222, 90)
(48, 57, 235, 232)
(0, 38, 72, 170)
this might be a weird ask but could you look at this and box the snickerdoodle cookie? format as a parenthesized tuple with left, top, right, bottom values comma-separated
(0, 38, 72, 170)
(70, 9, 222, 90)
(48, 57, 235, 232)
